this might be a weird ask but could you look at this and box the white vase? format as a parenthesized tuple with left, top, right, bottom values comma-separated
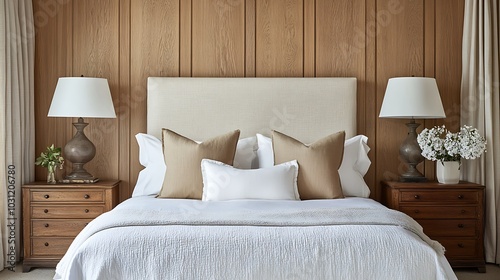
(436, 161, 460, 184)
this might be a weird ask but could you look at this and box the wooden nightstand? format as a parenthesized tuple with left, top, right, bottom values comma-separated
(22, 180, 119, 272)
(382, 181, 485, 272)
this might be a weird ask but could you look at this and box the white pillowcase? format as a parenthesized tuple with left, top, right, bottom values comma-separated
(256, 133, 274, 168)
(201, 159, 299, 201)
(133, 133, 167, 197)
(338, 135, 371, 197)
(133, 133, 258, 197)
(256, 134, 371, 197)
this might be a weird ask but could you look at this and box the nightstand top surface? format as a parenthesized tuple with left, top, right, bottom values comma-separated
(23, 180, 120, 189)
(382, 180, 484, 189)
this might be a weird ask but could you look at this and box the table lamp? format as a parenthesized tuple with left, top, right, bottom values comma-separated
(48, 77, 116, 183)
(379, 77, 446, 182)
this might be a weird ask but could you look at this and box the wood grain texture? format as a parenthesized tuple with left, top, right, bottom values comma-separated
(256, 0, 303, 76)
(33, 0, 466, 200)
(192, 0, 245, 76)
(376, 0, 425, 195)
(72, 0, 120, 181)
(303, 0, 315, 77)
(435, 0, 464, 133)
(180, 0, 192, 77)
(423, 0, 437, 180)
(118, 0, 131, 200)
(316, 0, 365, 77)
(33, 0, 73, 181)
(245, 0, 256, 76)
(22, 181, 119, 271)
(364, 0, 377, 196)
(129, 0, 180, 190)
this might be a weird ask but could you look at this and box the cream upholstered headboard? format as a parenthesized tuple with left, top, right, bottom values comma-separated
(147, 77, 357, 143)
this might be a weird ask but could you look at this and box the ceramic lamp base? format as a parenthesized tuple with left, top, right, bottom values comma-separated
(64, 117, 97, 181)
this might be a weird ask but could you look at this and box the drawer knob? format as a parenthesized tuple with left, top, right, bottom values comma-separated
(458, 195, 464, 199)
(44, 242, 49, 247)
(414, 210, 420, 214)
(44, 209, 49, 213)
(44, 194, 49, 199)
(85, 209, 90, 213)
(84, 194, 90, 199)
(44, 224, 49, 228)
(461, 209, 466, 214)
(458, 243, 465, 248)
(414, 195, 420, 199)
(458, 224, 465, 228)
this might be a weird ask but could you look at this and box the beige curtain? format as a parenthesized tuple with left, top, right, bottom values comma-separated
(461, 0, 500, 264)
(0, 0, 35, 271)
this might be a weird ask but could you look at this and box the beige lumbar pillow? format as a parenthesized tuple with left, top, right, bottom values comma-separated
(159, 129, 240, 199)
(272, 130, 345, 199)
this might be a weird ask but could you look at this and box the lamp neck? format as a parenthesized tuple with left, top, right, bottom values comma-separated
(73, 117, 89, 133)
(406, 119, 420, 135)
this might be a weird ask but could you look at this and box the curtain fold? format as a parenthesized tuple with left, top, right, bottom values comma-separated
(461, 0, 500, 264)
(0, 0, 35, 271)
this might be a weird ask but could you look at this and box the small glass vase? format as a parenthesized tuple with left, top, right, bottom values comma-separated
(47, 166, 57, 184)
(436, 160, 460, 184)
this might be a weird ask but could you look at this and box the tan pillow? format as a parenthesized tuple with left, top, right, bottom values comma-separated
(272, 130, 345, 199)
(159, 129, 240, 199)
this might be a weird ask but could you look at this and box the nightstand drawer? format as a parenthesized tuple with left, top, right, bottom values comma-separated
(439, 239, 479, 258)
(400, 191, 479, 203)
(31, 238, 73, 256)
(22, 181, 119, 272)
(32, 206, 104, 219)
(31, 190, 104, 202)
(382, 181, 485, 271)
(399, 206, 478, 219)
(32, 220, 90, 237)
(417, 219, 477, 237)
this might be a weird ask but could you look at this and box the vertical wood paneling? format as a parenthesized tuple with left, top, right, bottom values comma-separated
(119, 0, 131, 200)
(256, 0, 303, 76)
(180, 0, 192, 77)
(423, 0, 436, 179)
(72, 0, 120, 181)
(376, 0, 425, 194)
(192, 0, 245, 76)
(245, 0, 256, 77)
(364, 0, 377, 195)
(303, 0, 315, 77)
(33, 0, 73, 181)
(129, 0, 180, 190)
(435, 0, 464, 132)
(315, 0, 365, 77)
(34, 0, 466, 200)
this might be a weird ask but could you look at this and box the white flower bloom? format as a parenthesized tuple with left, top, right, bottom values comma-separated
(417, 125, 486, 162)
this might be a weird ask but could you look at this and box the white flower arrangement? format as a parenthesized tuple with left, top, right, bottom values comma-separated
(417, 125, 486, 162)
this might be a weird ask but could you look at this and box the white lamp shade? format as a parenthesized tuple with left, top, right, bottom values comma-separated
(48, 77, 116, 118)
(379, 77, 446, 119)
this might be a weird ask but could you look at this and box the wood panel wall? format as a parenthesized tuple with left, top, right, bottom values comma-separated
(33, 0, 464, 202)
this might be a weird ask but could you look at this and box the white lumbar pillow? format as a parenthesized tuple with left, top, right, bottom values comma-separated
(201, 159, 299, 201)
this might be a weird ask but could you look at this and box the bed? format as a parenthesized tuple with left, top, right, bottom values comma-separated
(54, 77, 457, 280)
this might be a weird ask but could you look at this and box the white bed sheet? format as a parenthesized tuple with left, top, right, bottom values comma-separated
(54, 196, 456, 280)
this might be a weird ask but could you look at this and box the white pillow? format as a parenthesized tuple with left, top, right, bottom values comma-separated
(256, 134, 371, 197)
(133, 133, 167, 197)
(201, 159, 299, 201)
(133, 133, 258, 197)
(256, 133, 274, 168)
(338, 135, 371, 197)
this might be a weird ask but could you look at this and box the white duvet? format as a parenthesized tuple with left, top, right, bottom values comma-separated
(54, 197, 457, 280)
